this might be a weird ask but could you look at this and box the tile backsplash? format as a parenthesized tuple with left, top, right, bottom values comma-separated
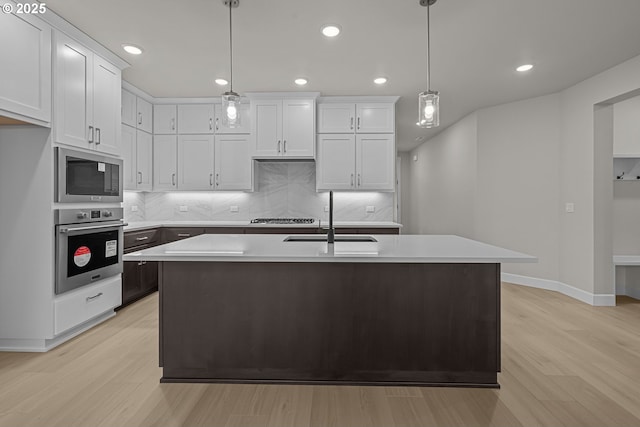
(124, 162, 395, 223)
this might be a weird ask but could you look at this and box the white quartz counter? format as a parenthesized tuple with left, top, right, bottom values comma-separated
(124, 220, 403, 232)
(123, 233, 536, 264)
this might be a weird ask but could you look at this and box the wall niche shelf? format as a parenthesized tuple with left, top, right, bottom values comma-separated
(613, 157, 640, 180)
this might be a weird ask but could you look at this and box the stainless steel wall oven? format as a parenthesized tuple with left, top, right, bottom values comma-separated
(55, 208, 126, 294)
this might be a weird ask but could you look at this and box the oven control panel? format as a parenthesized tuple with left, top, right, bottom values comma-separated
(55, 208, 124, 225)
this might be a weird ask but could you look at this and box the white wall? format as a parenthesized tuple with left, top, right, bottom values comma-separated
(407, 113, 477, 236)
(475, 94, 561, 281)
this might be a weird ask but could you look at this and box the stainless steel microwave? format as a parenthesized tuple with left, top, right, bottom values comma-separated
(56, 147, 123, 203)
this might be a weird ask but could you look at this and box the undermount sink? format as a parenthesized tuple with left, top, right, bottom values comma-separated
(284, 235, 378, 243)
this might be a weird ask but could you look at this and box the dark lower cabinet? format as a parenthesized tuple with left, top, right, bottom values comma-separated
(120, 258, 159, 309)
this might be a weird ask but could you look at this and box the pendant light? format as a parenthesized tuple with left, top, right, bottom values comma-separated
(221, 0, 241, 128)
(417, 0, 439, 128)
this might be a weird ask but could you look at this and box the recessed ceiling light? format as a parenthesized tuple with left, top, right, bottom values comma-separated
(321, 25, 341, 37)
(294, 78, 308, 86)
(374, 77, 387, 85)
(516, 64, 533, 72)
(122, 44, 143, 55)
(215, 78, 228, 86)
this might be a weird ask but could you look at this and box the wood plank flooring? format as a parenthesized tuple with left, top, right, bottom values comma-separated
(0, 283, 639, 427)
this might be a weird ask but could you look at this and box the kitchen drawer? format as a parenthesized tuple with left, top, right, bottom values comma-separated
(124, 228, 160, 249)
(205, 227, 245, 234)
(246, 227, 319, 234)
(162, 227, 205, 243)
(54, 275, 122, 335)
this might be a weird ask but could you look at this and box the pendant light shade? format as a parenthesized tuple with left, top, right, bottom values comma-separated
(221, 0, 241, 128)
(417, 0, 440, 129)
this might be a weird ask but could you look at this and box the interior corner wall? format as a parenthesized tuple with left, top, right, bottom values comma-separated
(399, 151, 411, 231)
(474, 94, 561, 281)
(560, 54, 640, 295)
(407, 113, 477, 236)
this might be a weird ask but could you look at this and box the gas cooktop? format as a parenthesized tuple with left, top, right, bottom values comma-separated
(250, 218, 316, 225)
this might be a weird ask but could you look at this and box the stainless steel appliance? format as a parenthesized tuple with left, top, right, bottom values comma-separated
(250, 218, 316, 224)
(55, 208, 126, 294)
(55, 147, 123, 203)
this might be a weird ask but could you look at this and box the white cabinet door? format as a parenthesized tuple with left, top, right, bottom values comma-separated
(136, 97, 153, 134)
(153, 135, 178, 191)
(214, 103, 251, 134)
(356, 103, 395, 133)
(356, 134, 395, 191)
(214, 135, 252, 190)
(92, 56, 121, 155)
(154, 104, 177, 134)
(177, 135, 214, 190)
(317, 103, 355, 133)
(121, 124, 137, 190)
(0, 8, 51, 123)
(53, 33, 92, 149)
(316, 134, 356, 191)
(282, 98, 315, 158)
(251, 99, 281, 157)
(136, 130, 153, 191)
(178, 104, 214, 134)
(121, 89, 136, 127)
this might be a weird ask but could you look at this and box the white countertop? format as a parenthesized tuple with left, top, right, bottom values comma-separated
(123, 234, 536, 264)
(124, 220, 403, 232)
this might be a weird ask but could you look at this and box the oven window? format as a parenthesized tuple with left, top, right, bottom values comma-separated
(66, 156, 120, 196)
(66, 230, 119, 278)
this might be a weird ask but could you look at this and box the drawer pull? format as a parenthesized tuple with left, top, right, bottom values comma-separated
(135, 236, 149, 241)
(86, 292, 103, 302)
(177, 233, 191, 237)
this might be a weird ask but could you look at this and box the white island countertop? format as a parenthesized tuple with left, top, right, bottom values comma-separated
(124, 220, 402, 232)
(123, 234, 536, 264)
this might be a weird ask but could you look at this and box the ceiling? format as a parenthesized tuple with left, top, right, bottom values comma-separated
(46, 0, 640, 151)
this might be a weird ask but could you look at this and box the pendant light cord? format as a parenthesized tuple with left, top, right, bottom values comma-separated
(426, 2, 431, 91)
(229, 0, 233, 93)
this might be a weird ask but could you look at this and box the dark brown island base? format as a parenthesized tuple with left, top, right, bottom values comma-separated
(124, 233, 535, 388)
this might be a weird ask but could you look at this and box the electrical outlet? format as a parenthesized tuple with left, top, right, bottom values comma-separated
(565, 203, 575, 213)
(179, 205, 188, 212)
(131, 205, 138, 212)
(366, 206, 376, 213)
(324, 205, 329, 212)
(230, 206, 239, 212)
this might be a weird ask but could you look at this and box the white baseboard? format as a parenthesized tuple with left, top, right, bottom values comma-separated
(620, 286, 640, 301)
(501, 273, 616, 306)
(0, 311, 115, 352)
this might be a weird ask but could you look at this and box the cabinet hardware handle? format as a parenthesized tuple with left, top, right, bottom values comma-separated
(138, 261, 144, 266)
(284, 140, 287, 153)
(209, 118, 213, 131)
(358, 173, 361, 186)
(357, 117, 361, 130)
(95, 128, 101, 145)
(216, 173, 219, 187)
(178, 233, 190, 237)
(135, 236, 149, 241)
(278, 140, 281, 153)
(142, 261, 147, 265)
(351, 173, 354, 187)
(215, 117, 219, 131)
(171, 118, 175, 131)
(86, 292, 103, 302)
(138, 112, 142, 125)
(210, 173, 213, 186)
(88, 126, 94, 143)
(172, 173, 176, 186)
(138, 172, 143, 184)
(350, 117, 354, 130)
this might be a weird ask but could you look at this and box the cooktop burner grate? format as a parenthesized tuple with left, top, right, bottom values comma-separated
(250, 218, 316, 224)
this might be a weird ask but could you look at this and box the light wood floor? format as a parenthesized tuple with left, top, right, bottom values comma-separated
(1, 283, 639, 427)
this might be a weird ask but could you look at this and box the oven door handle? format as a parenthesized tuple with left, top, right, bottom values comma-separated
(59, 222, 128, 234)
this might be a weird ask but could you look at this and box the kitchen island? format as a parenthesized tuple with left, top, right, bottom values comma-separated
(124, 234, 535, 388)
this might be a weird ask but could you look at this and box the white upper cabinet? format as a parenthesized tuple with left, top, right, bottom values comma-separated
(122, 90, 152, 134)
(122, 124, 137, 190)
(123, 125, 152, 191)
(153, 135, 178, 191)
(316, 134, 395, 192)
(214, 135, 253, 190)
(214, 103, 251, 134)
(251, 97, 315, 158)
(177, 135, 215, 190)
(54, 31, 121, 154)
(178, 104, 215, 134)
(0, 8, 51, 124)
(613, 96, 640, 157)
(154, 105, 177, 134)
(317, 101, 395, 134)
